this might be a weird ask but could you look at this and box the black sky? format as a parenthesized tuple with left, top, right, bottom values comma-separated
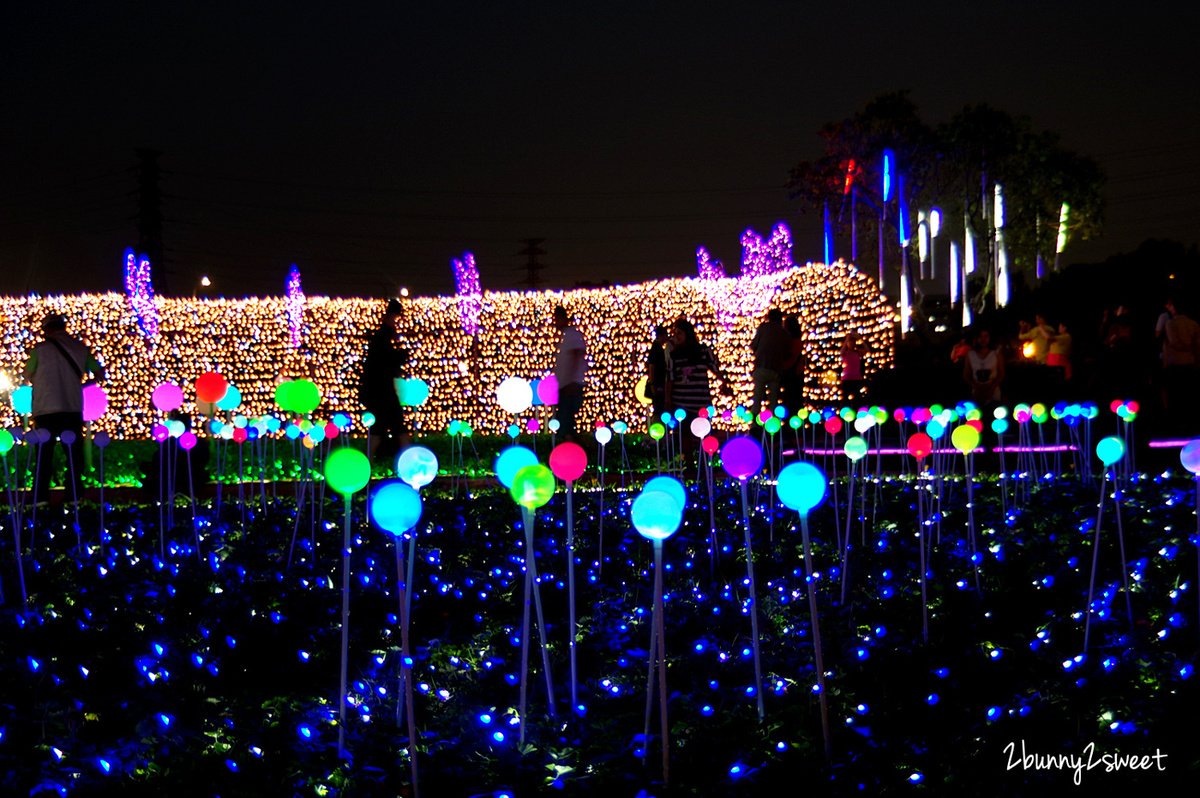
(2, 1, 1197, 299)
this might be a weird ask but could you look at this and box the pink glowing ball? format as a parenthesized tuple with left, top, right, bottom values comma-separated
(1109, 399, 1123, 414)
(82, 383, 109, 422)
(824, 417, 843, 435)
(151, 424, 170, 442)
(893, 408, 906, 423)
(699, 407, 710, 419)
(151, 383, 184, 412)
(758, 409, 773, 424)
(325, 421, 339, 439)
(721, 436, 763, 480)
(701, 436, 720, 455)
(537, 374, 559, 405)
(912, 407, 932, 425)
(180, 431, 198, 451)
(967, 419, 983, 433)
(907, 432, 933, 460)
(1015, 409, 1031, 423)
(527, 418, 540, 433)
(549, 442, 587, 482)
(232, 427, 248, 443)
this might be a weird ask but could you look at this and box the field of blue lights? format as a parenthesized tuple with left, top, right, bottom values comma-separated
(2, 417, 1198, 796)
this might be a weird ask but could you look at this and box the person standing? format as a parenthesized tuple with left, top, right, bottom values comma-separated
(1162, 297, 1200, 418)
(23, 313, 104, 504)
(749, 308, 791, 412)
(963, 328, 1004, 406)
(665, 318, 733, 417)
(361, 298, 411, 463)
(645, 325, 670, 419)
(1018, 314, 1054, 365)
(553, 305, 587, 440)
(779, 315, 807, 412)
(840, 332, 868, 403)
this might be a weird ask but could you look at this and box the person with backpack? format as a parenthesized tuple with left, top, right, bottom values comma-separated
(23, 313, 104, 504)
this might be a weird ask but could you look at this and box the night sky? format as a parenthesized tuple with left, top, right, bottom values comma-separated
(2, 2, 1196, 299)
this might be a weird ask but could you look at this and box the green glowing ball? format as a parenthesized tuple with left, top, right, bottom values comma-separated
(844, 436, 868, 461)
(649, 423, 666, 440)
(764, 417, 782, 435)
(290, 379, 321, 414)
(274, 381, 294, 411)
(324, 447, 370, 495)
(0, 428, 13, 455)
(511, 464, 555, 509)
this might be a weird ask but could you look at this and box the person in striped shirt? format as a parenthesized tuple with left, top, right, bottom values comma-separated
(665, 318, 734, 417)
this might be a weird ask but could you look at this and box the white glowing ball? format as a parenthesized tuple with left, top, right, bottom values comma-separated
(689, 417, 711, 438)
(595, 426, 612, 445)
(496, 377, 533, 415)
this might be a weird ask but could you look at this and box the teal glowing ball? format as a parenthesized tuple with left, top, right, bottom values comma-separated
(396, 446, 439, 489)
(495, 446, 538, 488)
(324, 448, 370, 495)
(398, 378, 430, 407)
(776, 462, 827, 515)
(12, 386, 32, 415)
(1096, 436, 1125, 467)
(369, 480, 423, 536)
(216, 384, 242, 411)
(643, 475, 685, 513)
(631, 490, 683, 541)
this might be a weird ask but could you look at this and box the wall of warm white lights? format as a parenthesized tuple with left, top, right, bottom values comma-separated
(0, 263, 894, 438)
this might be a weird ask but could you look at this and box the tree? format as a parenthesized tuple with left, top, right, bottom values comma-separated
(786, 92, 1105, 317)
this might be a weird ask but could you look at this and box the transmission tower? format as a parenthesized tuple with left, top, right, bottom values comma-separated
(514, 238, 547, 289)
(134, 148, 169, 294)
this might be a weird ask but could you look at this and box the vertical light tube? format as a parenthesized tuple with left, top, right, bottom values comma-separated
(949, 240, 960, 306)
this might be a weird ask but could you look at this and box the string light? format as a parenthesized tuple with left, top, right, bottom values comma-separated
(1, 264, 893, 437)
(286, 265, 304, 349)
(123, 248, 158, 338)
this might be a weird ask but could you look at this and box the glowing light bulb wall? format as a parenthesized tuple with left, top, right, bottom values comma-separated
(0, 264, 893, 438)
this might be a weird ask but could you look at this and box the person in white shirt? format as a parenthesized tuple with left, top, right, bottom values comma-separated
(553, 306, 586, 440)
(23, 313, 105, 504)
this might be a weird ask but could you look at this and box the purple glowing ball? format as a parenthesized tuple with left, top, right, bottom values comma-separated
(720, 436, 763, 480)
(1181, 439, 1200, 476)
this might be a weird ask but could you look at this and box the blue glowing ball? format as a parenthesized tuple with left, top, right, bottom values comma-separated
(395, 445, 439, 489)
(369, 480, 423, 536)
(494, 446, 538, 489)
(1180, 439, 1200, 475)
(643, 475, 685, 512)
(631, 490, 683, 541)
(776, 462, 827, 515)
